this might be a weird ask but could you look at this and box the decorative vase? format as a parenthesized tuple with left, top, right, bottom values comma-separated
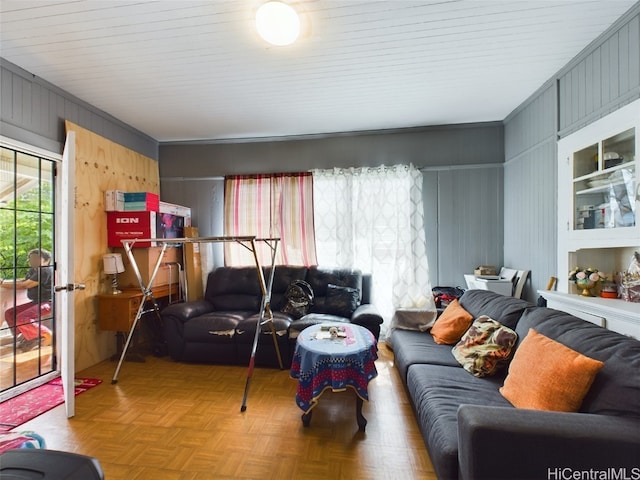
(575, 278, 596, 296)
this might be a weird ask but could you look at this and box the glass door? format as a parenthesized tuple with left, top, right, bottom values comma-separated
(572, 128, 636, 231)
(0, 145, 57, 396)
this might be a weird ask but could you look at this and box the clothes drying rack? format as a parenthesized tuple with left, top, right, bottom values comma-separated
(111, 235, 281, 412)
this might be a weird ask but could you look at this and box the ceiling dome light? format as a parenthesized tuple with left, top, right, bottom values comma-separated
(256, 1, 300, 46)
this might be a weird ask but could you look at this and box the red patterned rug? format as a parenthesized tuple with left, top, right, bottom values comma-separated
(0, 377, 101, 432)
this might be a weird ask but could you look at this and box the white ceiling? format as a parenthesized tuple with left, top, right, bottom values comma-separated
(0, 0, 636, 142)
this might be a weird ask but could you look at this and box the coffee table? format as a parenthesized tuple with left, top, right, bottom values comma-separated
(290, 323, 378, 431)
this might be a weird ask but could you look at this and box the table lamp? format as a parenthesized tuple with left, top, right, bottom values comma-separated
(103, 253, 125, 294)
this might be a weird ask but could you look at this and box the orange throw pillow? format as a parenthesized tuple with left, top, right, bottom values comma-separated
(431, 299, 473, 345)
(500, 328, 604, 412)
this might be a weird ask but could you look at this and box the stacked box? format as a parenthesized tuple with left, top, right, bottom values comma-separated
(159, 201, 192, 227)
(159, 201, 191, 217)
(123, 192, 159, 212)
(183, 226, 203, 301)
(104, 190, 125, 212)
(113, 246, 181, 288)
(107, 211, 157, 247)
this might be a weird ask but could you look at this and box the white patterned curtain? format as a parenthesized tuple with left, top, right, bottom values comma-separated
(312, 164, 434, 335)
(224, 173, 318, 267)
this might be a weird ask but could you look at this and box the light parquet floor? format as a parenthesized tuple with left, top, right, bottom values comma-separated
(14, 342, 436, 480)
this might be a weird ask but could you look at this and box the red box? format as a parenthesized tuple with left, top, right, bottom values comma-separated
(107, 211, 157, 247)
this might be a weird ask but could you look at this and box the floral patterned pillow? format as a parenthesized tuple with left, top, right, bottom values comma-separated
(452, 315, 518, 377)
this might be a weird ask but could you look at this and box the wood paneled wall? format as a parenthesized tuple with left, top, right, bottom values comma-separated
(1, 58, 157, 160)
(66, 121, 159, 371)
(503, 85, 557, 301)
(558, 13, 640, 135)
(423, 165, 504, 288)
(504, 3, 640, 301)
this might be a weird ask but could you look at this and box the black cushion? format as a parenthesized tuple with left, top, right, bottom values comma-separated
(182, 311, 250, 342)
(235, 311, 293, 340)
(307, 267, 362, 299)
(390, 329, 461, 381)
(407, 363, 511, 480)
(322, 283, 360, 317)
(459, 289, 533, 329)
(205, 267, 261, 300)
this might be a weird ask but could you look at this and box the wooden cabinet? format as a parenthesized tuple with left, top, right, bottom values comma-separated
(97, 291, 143, 332)
(97, 285, 178, 332)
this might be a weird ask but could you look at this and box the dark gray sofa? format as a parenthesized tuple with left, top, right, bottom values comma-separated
(390, 289, 640, 480)
(161, 266, 383, 368)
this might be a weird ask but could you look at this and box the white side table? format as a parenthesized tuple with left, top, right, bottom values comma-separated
(464, 274, 513, 296)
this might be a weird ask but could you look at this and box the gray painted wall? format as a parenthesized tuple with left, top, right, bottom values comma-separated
(558, 11, 640, 136)
(423, 164, 504, 288)
(159, 123, 503, 176)
(0, 58, 158, 159)
(503, 3, 640, 302)
(159, 123, 506, 288)
(160, 177, 226, 267)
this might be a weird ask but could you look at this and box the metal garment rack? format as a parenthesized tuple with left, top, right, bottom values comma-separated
(111, 235, 281, 411)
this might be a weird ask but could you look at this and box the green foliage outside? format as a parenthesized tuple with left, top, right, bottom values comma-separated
(0, 181, 54, 279)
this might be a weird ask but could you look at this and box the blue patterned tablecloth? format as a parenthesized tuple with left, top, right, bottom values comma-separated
(290, 323, 378, 413)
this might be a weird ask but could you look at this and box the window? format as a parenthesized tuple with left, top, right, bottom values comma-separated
(224, 173, 317, 266)
(312, 164, 433, 330)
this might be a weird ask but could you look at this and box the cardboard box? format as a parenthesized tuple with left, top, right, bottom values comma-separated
(124, 192, 159, 203)
(474, 265, 497, 276)
(124, 201, 159, 212)
(113, 246, 181, 289)
(123, 192, 159, 212)
(159, 201, 191, 217)
(104, 190, 125, 212)
(183, 226, 203, 301)
(107, 211, 157, 247)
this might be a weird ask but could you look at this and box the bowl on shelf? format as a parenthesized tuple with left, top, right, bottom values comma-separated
(587, 179, 610, 188)
(600, 291, 618, 299)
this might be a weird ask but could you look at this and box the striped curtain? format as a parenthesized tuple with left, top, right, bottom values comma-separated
(223, 173, 318, 266)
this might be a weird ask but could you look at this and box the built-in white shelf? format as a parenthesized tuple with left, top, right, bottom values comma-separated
(539, 290, 640, 340)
